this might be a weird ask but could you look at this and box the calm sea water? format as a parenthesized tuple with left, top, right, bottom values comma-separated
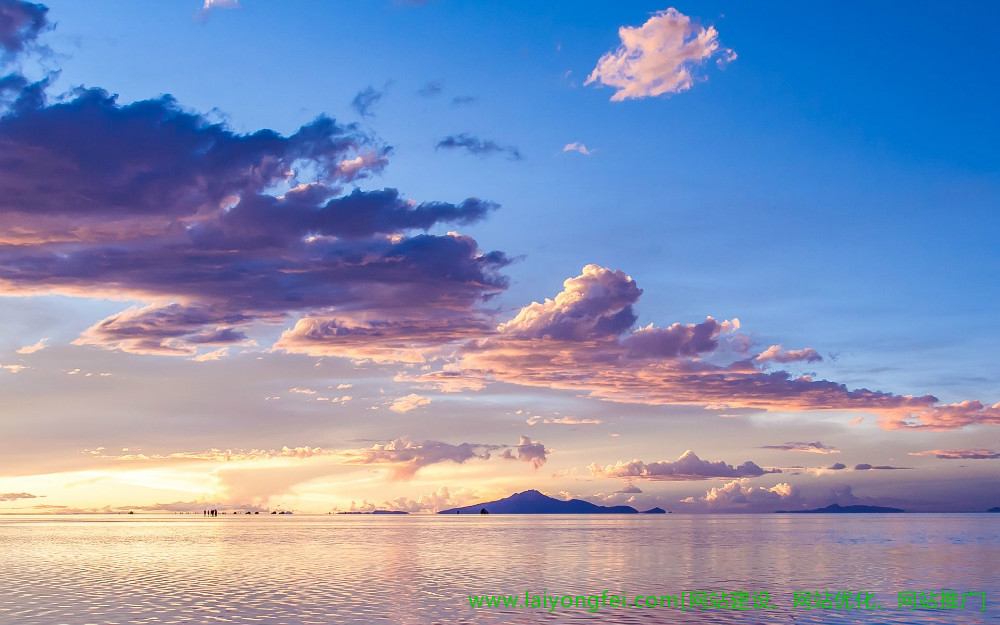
(0, 514, 996, 624)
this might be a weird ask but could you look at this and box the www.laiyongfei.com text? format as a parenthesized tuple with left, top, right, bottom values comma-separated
(468, 590, 987, 613)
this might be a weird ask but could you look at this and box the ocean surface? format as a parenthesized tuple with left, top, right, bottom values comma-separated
(0, 513, 996, 624)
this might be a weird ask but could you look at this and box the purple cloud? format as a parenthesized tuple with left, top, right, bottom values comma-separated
(436, 133, 521, 160)
(588, 450, 780, 481)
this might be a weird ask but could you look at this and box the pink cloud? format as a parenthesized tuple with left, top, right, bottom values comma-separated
(586, 8, 735, 101)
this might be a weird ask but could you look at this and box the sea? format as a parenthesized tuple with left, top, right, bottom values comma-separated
(0, 513, 996, 624)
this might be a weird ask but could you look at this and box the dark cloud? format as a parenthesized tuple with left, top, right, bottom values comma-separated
(0, 0, 47, 59)
(346, 436, 545, 479)
(351, 85, 386, 118)
(451, 95, 477, 106)
(436, 133, 521, 160)
(853, 463, 910, 471)
(761, 441, 839, 454)
(500, 435, 549, 470)
(0, 57, 510, 358)
(589, 450, 780, 481)
(417, 81, 443, 97)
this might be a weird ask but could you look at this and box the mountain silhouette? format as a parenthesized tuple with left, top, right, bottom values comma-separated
(438, 490, 641, 514)
(775, 503, 905, 513)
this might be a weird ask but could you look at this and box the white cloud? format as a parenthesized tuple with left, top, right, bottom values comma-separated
(189, 347, 228, 362)
(388, 393, 431, 413)
(16, 338, 49, 354)
(682, 478, 797, 510)
(562, 142, 594, 156)
(203, 0, 240, 10)
(586, 8, 735, 101)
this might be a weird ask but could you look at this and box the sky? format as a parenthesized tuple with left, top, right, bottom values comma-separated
(0, 0, 998, 514)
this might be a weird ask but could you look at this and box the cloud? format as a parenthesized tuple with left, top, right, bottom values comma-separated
(89, 445, 340, 463)
(853, 463, 910, 471)
(344, 437, 495, 480)
(203, 0, 240, 9)
(0, 491, 38, 501)
(15, 337, 48, 353)
(908, 449, 1000, 460)
(761, 441, 839, 454)
(351, 85, 387, 118)
(500, 435, 549, 470)
(352, 486, 474, 514)
(417, 81, 443, 97)
(0, 0, 48, 60)
(682, 479, 796, 510)
(0, 50, 511, 360)
(436, 133, 521, 160)
(588, 450, 779, 481)
(616, 481, 642, 494)
(562, 142, 593, 156)
(524, 413, 600, 425)
(1, 363, 27, 372)
(387, 393, 431, 413)
(754, 345, 822, 364)
(828, 462, 847, 470)
(586, 8, 735, 101)
(408, 265, 1000, 431)
(450, 96, 477, 106)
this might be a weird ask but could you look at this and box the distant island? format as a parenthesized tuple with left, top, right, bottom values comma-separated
(438, 489, 666, 514)
(775, 503, 905, 513)
(989, 506, 1000, 513)
(337, 510, 408, 515)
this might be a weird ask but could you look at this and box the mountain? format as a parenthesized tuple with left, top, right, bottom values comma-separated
(640, 507, 667, 514)
(988, 506, 1000, 512)
(775, 503, 905, 513)
(438, 490, 639, 514)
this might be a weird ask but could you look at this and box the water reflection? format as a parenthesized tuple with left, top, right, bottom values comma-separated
(0, 514, 995, 624)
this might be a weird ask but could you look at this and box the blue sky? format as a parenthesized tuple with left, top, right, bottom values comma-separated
(0, 0, 997, 513)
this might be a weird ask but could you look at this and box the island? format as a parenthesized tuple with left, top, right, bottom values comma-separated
(775, 503, 905, 513)
(438, 489, 666, 514)
(337, 510, 408, 515)
(988, 506, 1000, 513)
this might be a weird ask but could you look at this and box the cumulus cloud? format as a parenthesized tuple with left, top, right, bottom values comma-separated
(436, 133, 522, 160)
(408, 265, 1000, 431)
(586, 8, 735, 101)
(387, 393, 431, 413)
(681, 479, 796, 510)
(351, 486, 474, 514)
(754, 345, 822, 364)
(908, 449, 1000, 459)
(500, 435, 549, 470)
(0, 19, 511, 363)
(761, 441, 839, 454)
(588, 450, 779, 481)
(562, 142, 593, 156)
(15, 337, 48, 353)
